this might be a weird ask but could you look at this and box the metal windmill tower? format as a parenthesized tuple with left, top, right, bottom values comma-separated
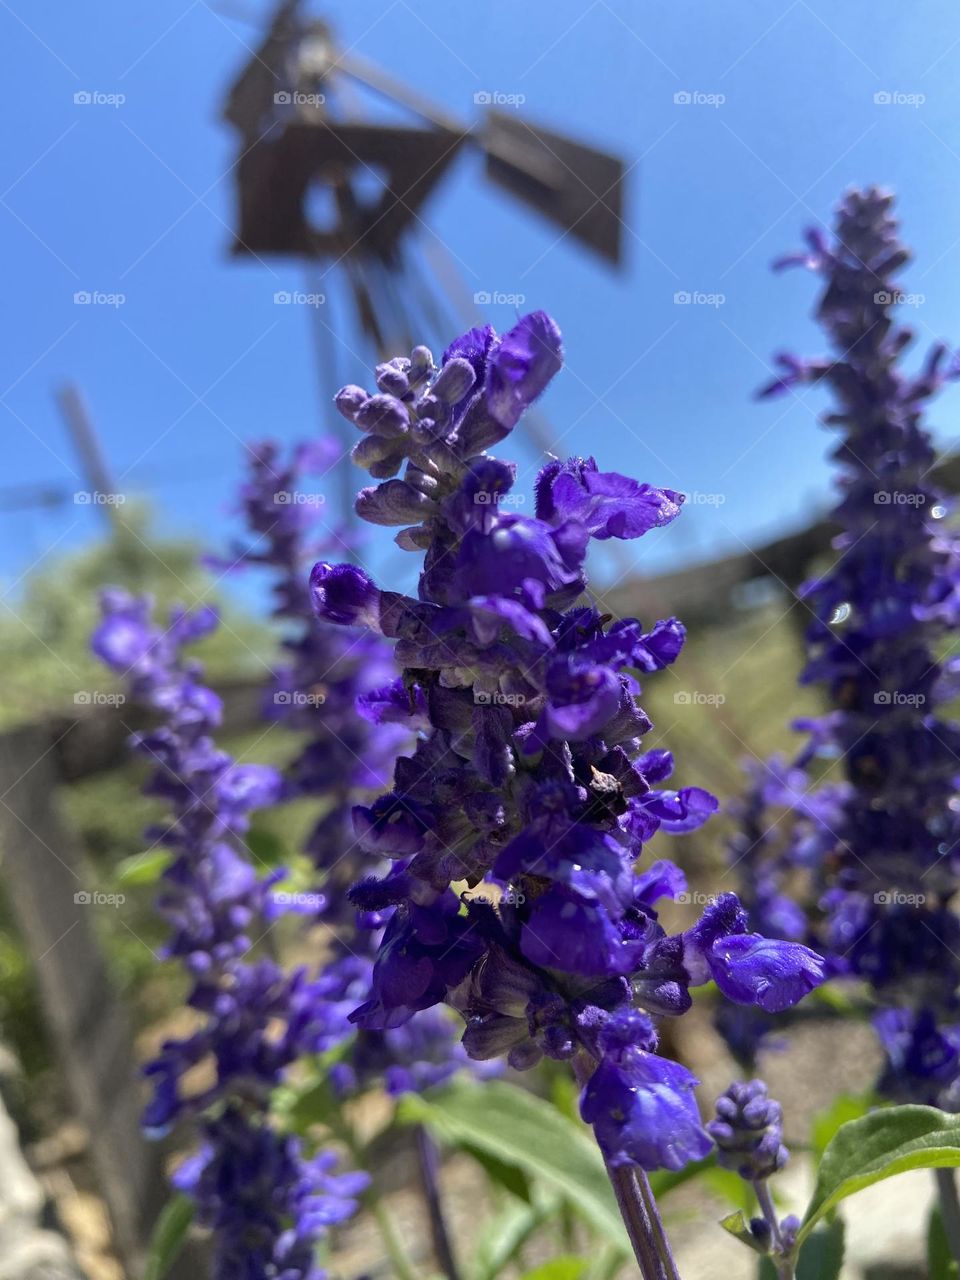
(220, 0, 627, 511)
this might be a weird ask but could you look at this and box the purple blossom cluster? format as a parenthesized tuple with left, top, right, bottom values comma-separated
(709, 1081, 799, 1264)
(728, 188, 960, 1104)
(226, 439, 490, 1104)
(310, 311, 825, 1170)
(92, 589, 366, 1279)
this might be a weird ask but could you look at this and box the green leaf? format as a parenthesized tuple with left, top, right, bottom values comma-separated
(519, 1260, 588, 1280)
(928, 1203, 960, 1280)
(585, 1245, 626, 1280)
(719, 1210, 767, 1255)
(799, 1105, 960, 1245)
(461, 1140, 532, 1202)
(810, 1092, 874, 1160)
(275, 1040, 358, 1134)
(144, 1195, 195, 1280)
(472, 1195, 559, 1280)
(648, 1154, 714, 1200)
(796, 1218, 844, 1280)
(245, 823, 289, 867)
(115, 849, 171, 886)
(704, 1167, 754, 1212)
(397, 1080, 628, 1248)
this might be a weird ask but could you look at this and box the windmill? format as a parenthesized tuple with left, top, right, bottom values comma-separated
(220, 1, 628, 479)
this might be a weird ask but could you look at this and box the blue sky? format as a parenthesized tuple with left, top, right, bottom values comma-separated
(4, 0, 960, 599)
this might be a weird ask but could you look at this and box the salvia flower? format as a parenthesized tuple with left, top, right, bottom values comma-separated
(709, 1081, 798, 1267)
(312, 311, 825, 1170)
(734, 188, 960, 1106)
(707, 1079, 788, 1181)
(225, 438, 480, 1103)
(92, 588, 366, 1276)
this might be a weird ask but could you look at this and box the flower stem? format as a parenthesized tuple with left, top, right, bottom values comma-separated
(573, 1054, 681, 1280)
(415, 1124, 462, 1280)
(754, 1180, 795, 1280)
(935, 1168, 960, 1265)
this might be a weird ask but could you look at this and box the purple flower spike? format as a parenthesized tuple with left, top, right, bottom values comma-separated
(724, 189, 960, 1101)
(316, 311, 822, 1179)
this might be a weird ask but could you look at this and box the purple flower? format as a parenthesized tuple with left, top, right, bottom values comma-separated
(580, 1013, 712, 1171)
(311, 312, 822, 1173)
(728, 189, 960, 1103)
(707, 1080, 789, 1181)
(93, 590, 360, 1277)
(683, 894, 824, 1012)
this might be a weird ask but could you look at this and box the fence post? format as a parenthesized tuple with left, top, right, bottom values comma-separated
(0, 722, 167, 1276)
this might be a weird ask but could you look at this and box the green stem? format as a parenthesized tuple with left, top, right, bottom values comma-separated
(935, 1168, 960, 1266)
(754, 1181, 795, 1280)
(329, 1111, 420, 1280)
(371, 1198, 421, 1280)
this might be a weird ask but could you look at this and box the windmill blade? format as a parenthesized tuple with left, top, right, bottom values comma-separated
(481, 110, 625, 264)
